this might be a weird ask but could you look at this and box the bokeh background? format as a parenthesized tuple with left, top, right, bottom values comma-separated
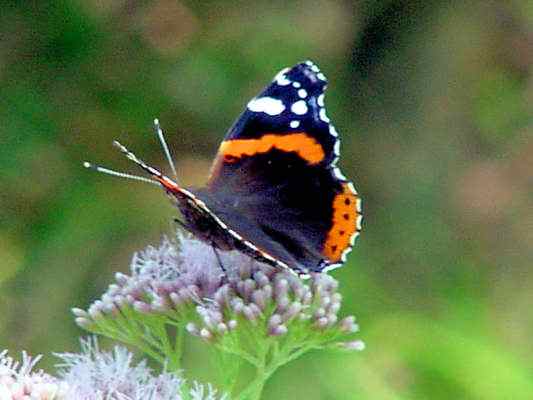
(1, 0, 532, 398)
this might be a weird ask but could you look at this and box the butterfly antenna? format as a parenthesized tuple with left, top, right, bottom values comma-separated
(83, 161, 161, 187)
(153, 118, 178, 180)
(112, 140, 180, 191)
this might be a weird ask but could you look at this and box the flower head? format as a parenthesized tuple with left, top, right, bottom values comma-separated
(76, 232, 361, 341)
(55, 338, 225, 400)
(0, 340, 225, 400)
(74, 232, 363, 398)
(0, 350, 68, 400)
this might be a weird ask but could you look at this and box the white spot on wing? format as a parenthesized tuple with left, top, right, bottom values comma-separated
(319, 108, 330, 123)
(349, 232, 359, 246)
(323, 263, 343, 272)
(340, 245, 352, 262)
(179, 188, 195, 198)
(355, 198, 362, 212)
(290, 120, 300, 128)
(329, 125, 338, 137)
(228, 229, 242, 240)
(274, 67, 291, 86)
(333, 140, 340, 156)
(317, 94, 325, 107)
(260, 252, 275, 262)
(347, 182, 357, 194)
(317, 72, 327, 81)
(243, 241, 258, 251)
(291, 100, 308, 115)
(356, 214, 363, 230)
(248, 97, 285, 116)
(298, 89, 308, 98)
(292, 81, 301, 88)
(209, 214, 227, 229)
(332, 167, 347, 181)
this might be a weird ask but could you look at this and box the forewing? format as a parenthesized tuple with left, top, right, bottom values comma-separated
(205, 61, 362, 272)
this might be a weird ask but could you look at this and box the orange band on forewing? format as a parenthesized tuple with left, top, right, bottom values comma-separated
(219, 133, 325, 164)
(322, 183, 360, 262)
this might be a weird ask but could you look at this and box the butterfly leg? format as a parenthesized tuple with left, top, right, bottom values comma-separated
(173, 218, 193, 234)
(174, 218, 227, 275)
(211, 243, 227, 274)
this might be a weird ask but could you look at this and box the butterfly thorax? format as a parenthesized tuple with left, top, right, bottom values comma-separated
(165, 189, 238, 251)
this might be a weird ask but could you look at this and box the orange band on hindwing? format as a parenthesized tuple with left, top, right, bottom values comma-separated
(322, 183, 361, 262)
(219, 133, 325, 164)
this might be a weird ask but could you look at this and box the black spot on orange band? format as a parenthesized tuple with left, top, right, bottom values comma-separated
(218, 133, 325, 165)
(322, 183, 360, 262)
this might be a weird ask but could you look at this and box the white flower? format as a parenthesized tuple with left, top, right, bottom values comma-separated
(0, 350, 68, 400)
(55, 338, 226, 400)
(0, 340, 225, 400)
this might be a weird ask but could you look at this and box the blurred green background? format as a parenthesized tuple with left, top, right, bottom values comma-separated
(1, 0, 532, 398)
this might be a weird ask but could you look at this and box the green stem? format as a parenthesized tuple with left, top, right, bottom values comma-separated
(236, 343, 317, 400)
(238, 363, 267, 400)
(166, 324, 184, 372)
(179, 380, 194, 400)
(227, 358, 243, 395)
(216, 344, 261, 368)
(237, 343, 269, 400)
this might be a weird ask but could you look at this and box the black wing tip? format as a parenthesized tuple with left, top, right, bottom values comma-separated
(288, 60, 328, 86)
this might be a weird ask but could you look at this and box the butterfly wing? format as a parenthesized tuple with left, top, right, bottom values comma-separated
(203, 61, 362, 272)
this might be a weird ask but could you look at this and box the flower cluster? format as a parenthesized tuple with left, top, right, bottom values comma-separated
(0, 339, 225, 400)
(56, 338, 225, 400)
(0, 350, 67, 400)
(74, 233, 362, 349)
(189, 266, 360, 342)
(72, 232, 363, 398)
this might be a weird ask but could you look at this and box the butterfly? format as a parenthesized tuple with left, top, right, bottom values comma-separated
(86, 61, 362, 276)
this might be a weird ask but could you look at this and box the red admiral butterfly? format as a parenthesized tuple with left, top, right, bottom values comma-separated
(85, 61, 362, 275)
